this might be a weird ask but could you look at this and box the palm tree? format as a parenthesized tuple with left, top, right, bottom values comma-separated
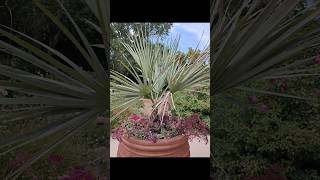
(110, 28, 210, 124)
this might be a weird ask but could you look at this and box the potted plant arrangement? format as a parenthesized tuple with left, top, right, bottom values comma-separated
(0, 0, 320, 178)
(111, 27, 210, 157)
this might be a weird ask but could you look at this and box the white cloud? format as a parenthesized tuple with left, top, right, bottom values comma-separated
(129, 29, 134, 35)
(170, 23, 210, 51)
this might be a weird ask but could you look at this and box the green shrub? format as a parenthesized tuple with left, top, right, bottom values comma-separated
(172, 88, 210, 129)
(212, 76, 320, 179)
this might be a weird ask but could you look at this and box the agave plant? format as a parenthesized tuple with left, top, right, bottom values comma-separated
(110, 27, 210, 122)
(0, 0, 108, 179)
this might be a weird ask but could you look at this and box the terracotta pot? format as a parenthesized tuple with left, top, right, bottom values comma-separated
(117, 135, 190, 157)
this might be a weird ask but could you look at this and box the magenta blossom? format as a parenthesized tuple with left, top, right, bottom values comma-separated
(129, 114, 146, 124)
(248, 95, 258, 104)
(259, 103, 269, 113)
(48, 154, 64, 165)
(112, 127, 124, 142)
(139, 119, 147, 124)
(129, 114, 141, 121)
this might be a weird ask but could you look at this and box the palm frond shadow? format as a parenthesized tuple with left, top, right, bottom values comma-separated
(0, 0, 109, 178)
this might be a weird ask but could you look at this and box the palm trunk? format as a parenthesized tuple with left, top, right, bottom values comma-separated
(143, 99, 154, 117)
(143, 91, 172, 120)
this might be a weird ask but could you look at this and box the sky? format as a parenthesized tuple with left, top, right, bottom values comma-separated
(166, 23, 210, 53)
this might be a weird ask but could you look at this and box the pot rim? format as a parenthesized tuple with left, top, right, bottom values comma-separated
(121, 134, 188, 146)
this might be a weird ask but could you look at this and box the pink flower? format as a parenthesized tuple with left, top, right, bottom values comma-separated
(112, 127, 124, 142)
(129, 114, 141, 121)
(139, 119, 146, 124)
(259, 103, 269, 113)
(48, 154, 64, 165)
(129, 114, 147, 124)
(248, 95, 258, 104)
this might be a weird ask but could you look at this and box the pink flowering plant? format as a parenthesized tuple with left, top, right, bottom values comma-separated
(112, 113, 208, 143)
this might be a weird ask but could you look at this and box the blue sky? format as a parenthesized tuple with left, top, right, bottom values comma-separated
(166, 23, 210, 53)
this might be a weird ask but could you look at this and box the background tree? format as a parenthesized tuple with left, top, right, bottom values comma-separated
(0, 0, 100, 71)
(0, 3, 172, 76)
(110, 23, 172, 76)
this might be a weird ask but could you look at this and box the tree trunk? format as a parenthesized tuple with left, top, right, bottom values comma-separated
(143, 99, 153, 117)
(143, 91, 172, 118)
